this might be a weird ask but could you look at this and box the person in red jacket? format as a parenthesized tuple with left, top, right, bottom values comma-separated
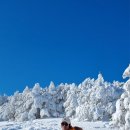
(61, 117, 83, 130)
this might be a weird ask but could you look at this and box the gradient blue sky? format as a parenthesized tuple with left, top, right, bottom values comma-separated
(0, 0, 129, 95)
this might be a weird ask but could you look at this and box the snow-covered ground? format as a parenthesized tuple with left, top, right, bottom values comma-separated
(0, 118, 117, 130)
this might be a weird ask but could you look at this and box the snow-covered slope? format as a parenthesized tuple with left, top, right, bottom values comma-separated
(0, 118, 117, 130)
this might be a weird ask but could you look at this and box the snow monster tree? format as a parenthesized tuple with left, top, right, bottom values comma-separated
(112, 64, 130, 130)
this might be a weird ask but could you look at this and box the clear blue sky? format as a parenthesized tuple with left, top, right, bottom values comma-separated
(0, 0, 129, 95)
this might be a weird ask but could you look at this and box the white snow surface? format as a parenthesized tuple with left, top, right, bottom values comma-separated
(0, 118, 117, 130)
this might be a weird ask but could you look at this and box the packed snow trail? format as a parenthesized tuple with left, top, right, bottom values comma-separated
(0, 118, 117, 130)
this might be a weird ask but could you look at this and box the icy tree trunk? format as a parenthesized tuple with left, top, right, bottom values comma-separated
(35, 108, 41, 119)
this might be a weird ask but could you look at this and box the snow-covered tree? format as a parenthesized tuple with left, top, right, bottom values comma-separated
(44, 82, 65, 118)
(123, 64, 130, 79)
(112, 64, 130, 130)
(32, 83, 43, 119)
(48, 81, 56, 94)
(75, 73, 123, 121)
(0, 94, 8, 106)
(64, 83, 78, 118)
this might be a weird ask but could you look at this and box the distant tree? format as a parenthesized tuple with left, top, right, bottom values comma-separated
(32, 83, 43, 119)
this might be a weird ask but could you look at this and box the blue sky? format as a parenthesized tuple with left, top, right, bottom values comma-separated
(0, 0, 129, 95)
